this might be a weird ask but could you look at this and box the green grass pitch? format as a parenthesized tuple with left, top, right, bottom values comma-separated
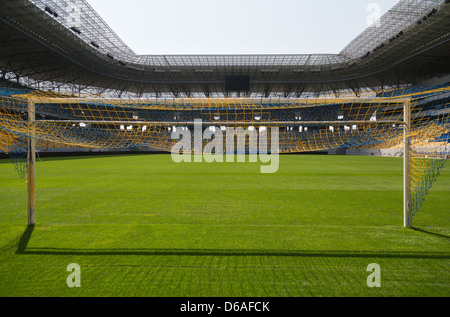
(0, 154, 448, 297)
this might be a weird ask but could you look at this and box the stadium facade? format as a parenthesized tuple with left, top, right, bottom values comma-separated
(0, 0, 449, 97)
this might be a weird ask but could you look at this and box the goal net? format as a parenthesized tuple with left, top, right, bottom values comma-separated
(1, 85, 449, 225)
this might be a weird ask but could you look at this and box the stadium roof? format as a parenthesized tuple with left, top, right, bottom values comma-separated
(0, 0, 449, 97)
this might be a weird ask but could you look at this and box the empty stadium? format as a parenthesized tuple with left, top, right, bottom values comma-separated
(0, 0, 449, 299)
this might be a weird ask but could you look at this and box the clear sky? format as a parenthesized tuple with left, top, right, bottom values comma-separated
(86, 0, 400, 55)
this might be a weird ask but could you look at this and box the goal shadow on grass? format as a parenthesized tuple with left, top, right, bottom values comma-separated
(411, 227, 450, 240)
(15, 225, 450, 260)
(15, 225, 34, 254)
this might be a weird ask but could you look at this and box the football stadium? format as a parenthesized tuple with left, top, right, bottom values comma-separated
(0, 0, 449, 300)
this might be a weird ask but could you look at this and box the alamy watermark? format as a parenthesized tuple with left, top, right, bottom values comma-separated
(67, 263, 81, 288)
(170, 119, 280, 174)
(367, 3, 382, 28)
(366, 263, 381, 288)
(66, 1, 82, 28)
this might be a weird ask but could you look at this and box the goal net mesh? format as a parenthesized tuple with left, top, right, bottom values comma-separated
(1, 86, 449, 223)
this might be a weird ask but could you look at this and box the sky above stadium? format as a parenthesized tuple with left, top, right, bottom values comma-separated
(86, 0, 400, 55)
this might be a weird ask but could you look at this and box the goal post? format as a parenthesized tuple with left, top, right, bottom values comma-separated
(27, 98, 36, 226)
(403, 100, 411, 228)
(18, 96, 429, 229)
